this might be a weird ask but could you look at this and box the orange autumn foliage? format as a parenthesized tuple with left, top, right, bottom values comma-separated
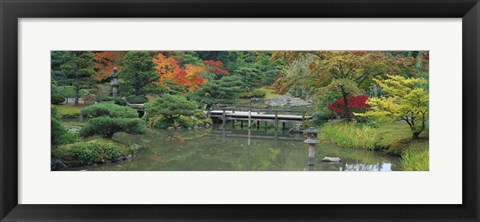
(153, 53, 182, 83)
(184, 64, 208, 91)
(153, 53, 208, 91)
(93, 51, 125, 79)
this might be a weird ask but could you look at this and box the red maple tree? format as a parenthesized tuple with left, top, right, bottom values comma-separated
(327, 95, 370, 118)
(203, 60, 230, 76)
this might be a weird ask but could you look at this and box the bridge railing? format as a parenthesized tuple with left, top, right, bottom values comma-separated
(207, 105, 311, 130)
(210, 107, 307, 119)
(212, 104, 308, 115)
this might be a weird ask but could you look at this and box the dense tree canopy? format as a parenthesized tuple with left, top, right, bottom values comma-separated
(192, 75, 245, 109)
(120, 51, 159, 96)
(51, 51, 97, 105)
(273, 51, 418, 121)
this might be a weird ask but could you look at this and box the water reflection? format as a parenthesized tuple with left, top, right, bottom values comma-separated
(78, 125, 402, 171)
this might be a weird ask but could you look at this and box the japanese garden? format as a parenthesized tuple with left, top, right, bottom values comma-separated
(51, 51, 429, 171)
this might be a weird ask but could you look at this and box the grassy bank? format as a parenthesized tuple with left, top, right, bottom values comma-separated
(319, 120, 429, 170)
(320, 123, 378, 150)
(52, 104, 84, 118)
(400, 141, 429, 171)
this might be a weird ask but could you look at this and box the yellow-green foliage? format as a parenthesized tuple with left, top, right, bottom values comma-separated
(355, 75, 428, 138)
(401, 141, 429, 171)
(320, 123, 378, 150)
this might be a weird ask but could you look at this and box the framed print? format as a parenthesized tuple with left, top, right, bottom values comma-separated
(1, 0, 479, 221)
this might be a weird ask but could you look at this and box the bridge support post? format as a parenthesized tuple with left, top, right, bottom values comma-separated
(241, 121, 244, 129)
(222, 109, 226, 129)
(257, 121, 260, 130)
(248, 110, 251, 128)
(274, 111, 278, 131)
(301, 112, 306, 129)
(282, 122, 286, 130)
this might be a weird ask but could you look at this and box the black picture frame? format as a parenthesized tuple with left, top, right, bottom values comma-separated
(1, 0, 479, 221)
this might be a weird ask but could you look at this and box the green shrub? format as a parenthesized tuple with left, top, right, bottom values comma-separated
(51, 107, 77, 146)
(312, 110, 334, 126)
(251, 89, 266, 98)
(401, 147, 429, 171)
(67, 139, 134, 165)
(80, 103, 146, 138)
(193, 109, 208, 119)
(51, 94, 65, 104)
(203, 118, 213, 125)
(147, 115, 169, 129)
(97, 97, 127, 106)
(81, 103, 138, 118)
(80, 117, 146, 138)
(320, 123, 378, 150)
(126, 96, 148, 104)
(240, 89, 266, 98)
(96, 95, 113, 102)
(112, 98, 127, 106)
(177, 115, 195, 128)
(61, 113, 80, 119)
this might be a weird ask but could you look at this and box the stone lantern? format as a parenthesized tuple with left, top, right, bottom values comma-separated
(110, 67, 119, 97)
(303, 127, 320, 166)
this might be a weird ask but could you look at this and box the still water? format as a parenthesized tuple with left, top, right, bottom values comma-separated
(78, 126, 402, 171)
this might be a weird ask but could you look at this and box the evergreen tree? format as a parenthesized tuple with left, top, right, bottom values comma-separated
(193, 75, 244, 109)
(145, 94, 198, 124)
(54, 51, 96, 105)
(51, 106, 77, 145)
(120, 51, 159, 96)
(233, 66, 263, 92)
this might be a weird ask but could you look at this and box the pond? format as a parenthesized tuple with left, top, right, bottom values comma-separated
(73, 124, 403, 171)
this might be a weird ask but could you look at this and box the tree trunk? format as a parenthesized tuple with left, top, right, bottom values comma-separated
(135, 87, 141, 96)
(74, 87, 80, 106)
(206, 104, 213, 110)
(412, 132, 421, 140)
(341, 91, 350, 122)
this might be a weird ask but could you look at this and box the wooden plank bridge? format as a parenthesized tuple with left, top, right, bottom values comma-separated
(207, 107, 312, 130)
